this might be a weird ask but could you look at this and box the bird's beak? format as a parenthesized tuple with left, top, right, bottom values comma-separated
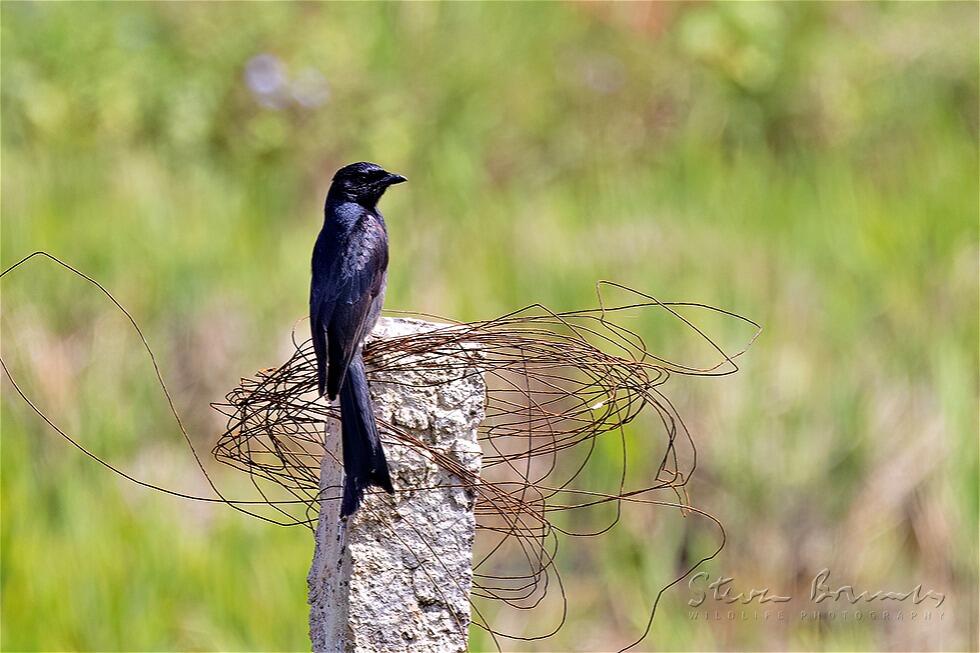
(386, 173, 407, 185)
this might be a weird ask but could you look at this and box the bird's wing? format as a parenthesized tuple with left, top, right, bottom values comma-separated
(310, 230, 341, 397)
(310, 287, 334, 397)
(325, 215, 388, 399)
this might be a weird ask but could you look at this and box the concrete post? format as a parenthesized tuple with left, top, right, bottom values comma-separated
(307, 318, 484, 653)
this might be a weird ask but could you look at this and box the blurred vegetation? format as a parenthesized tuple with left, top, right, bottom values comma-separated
(1, 2, 977, 651)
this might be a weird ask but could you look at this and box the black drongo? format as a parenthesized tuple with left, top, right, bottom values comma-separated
(310, 161, 406, 517)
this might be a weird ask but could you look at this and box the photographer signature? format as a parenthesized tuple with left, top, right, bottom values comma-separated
(689, 568, 945, 608)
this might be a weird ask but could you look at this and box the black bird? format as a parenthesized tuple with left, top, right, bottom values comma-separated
(310, 161, 406, 517)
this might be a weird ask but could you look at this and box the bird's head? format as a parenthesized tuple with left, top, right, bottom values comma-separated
(328, 161, 407, 208)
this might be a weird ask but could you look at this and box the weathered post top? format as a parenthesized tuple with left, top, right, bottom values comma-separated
(307, 318, 485, 653)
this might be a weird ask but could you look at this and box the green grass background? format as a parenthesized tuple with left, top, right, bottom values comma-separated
(1, 2, 977, 651)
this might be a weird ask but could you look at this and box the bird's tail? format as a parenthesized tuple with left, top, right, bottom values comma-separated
(338, 352, 394, 517)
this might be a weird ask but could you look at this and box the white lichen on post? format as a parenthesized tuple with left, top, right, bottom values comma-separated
(308, 318, 485, 653)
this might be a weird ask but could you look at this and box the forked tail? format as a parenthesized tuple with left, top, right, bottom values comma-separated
(338, 352, 394, 516)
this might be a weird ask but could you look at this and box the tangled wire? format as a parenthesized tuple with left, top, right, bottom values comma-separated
(2, 253, 760, 651)
(211, 282, 760, 649)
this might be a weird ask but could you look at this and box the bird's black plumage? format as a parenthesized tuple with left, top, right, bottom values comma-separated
(310, 161, 406, 516)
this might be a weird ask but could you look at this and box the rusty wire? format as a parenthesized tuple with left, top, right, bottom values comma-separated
(211, 282, 760, 649)
(2, 252, 760, 651)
